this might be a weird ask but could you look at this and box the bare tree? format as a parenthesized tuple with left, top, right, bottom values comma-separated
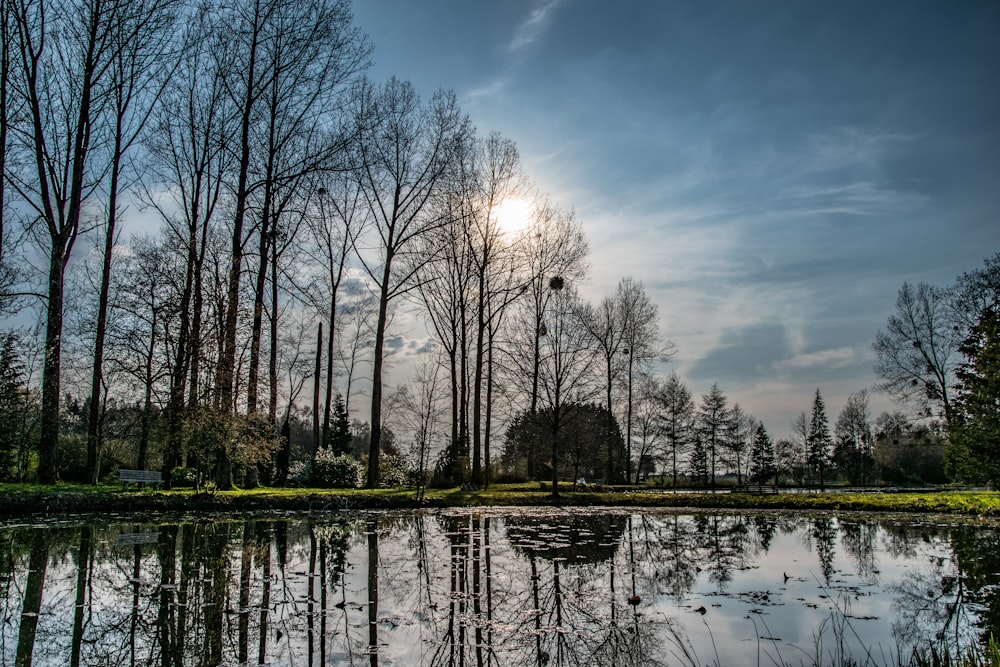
(465, 132, 524, 486)
(834, 389, 874, 485)
(141, 9, 230, 484)
(415, 192, 474, 479)
(873, 281, 958, 425)
(723, 403, 754, 487)
(617, 277, 667, 484)
(396, 351, 443, 499)
(631, 376, 664, 482)
(0, 0, 20, 314)
(697, 383, 729, 488)
(7, 0, 131, 483)
(504, 200, 588, 412)
(353, 77, 468, 488)
(537, 283, 597, 496)
(300, 172, 367, 451)
(655, 370, 693, 487)
(211, 0, 369, 489)
(84, 0, 179, 484)
(580, 292, 627, 483)
(242, 0, 370, 419)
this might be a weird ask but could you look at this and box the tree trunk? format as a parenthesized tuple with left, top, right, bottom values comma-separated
(39, 253, 66, 484)
(322, 289, 337, 449)
(313, 323, 322, 453)
(366, 262, 392, 488)
(86, 139, 122, 484)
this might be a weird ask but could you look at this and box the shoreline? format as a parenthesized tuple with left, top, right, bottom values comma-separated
(1, 485, 998, 518)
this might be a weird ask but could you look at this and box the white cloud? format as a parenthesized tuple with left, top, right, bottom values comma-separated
(507, 0, 562, 53)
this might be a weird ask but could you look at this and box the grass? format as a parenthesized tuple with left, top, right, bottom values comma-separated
(1, 481, 999, 517)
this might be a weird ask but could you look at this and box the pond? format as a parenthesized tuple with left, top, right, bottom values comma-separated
(1, 508, 998, 666)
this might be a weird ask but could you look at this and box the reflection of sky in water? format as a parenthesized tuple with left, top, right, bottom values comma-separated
(0, 510, 991, 666)
(656, 524, 951, 665)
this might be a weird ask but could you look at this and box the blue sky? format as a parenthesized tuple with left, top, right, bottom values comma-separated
(351, 0, 1000, 437)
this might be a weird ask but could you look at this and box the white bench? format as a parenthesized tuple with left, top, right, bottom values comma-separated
(119, 469, 163, 490)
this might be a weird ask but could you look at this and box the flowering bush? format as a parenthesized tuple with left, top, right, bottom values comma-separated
(311, 450, 364, 488)
(378, 452, 410, 488)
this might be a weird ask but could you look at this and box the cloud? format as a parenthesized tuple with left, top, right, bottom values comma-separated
(507, 0, 562, 53)
(772, 346, 869, 373)
(686, 323, 792, 385)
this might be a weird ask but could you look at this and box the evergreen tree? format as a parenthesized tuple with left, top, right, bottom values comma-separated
(688, 434, 709, 486)
(330, 394, 353, 456)
(947, 307, 1000, 485)
(807, 389, 832, 489)
(0, 334, 37, 482)
(749, 423, 776, 486)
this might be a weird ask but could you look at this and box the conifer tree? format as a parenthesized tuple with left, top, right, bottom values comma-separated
(749, 423, 776, 486)
(330, 394, 353, 457)
(807, 389, 832, 489)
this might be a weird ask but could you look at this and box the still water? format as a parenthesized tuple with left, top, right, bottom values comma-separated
(1, 508, 997, 666)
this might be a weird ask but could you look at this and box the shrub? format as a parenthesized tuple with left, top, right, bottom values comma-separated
(286, 460, 310, 487)
(170, 467, 197, 487)
(492, 469, 530, 484)
(311, 450, 364, 488)
(378, 452, 410, 488)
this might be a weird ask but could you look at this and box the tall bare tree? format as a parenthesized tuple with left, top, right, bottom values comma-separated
(415, 192, 474, 478)
(301, 172, 367, 451)
(581, 293, 627, 483)
(466, 132, 524, 486)
(242, 0, 370, 419)
(537, 282, 597, 496)
(617, 277, 665, 483)
(85, 0, 179, 483)
(142, 10, 230, 484)
(873, 281, 958, 425)
(353, 77, 468, 487)
(7, 0, 126, 482)
(655, 370, 693, 487)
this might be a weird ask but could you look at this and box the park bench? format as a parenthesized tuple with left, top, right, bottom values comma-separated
(119, 468, 163, 490)
(734, 485, 779, 495)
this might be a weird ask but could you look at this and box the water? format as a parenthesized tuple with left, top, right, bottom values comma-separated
(1, 508, 997, 666)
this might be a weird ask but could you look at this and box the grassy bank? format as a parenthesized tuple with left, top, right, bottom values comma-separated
(1, 482, 999, 517)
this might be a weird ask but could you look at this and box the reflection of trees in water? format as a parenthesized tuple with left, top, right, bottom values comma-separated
(693, 514, 751, 592)
(810, 518, 837, 584)
(838, 519, 880, 584)
(951, 526, 1000, 644)
(4, 512, 1000, 665)
(16, 529, 49, 666)
(889, 524, 1000, 654)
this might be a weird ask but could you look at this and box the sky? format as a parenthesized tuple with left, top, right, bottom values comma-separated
(350, 0, 1000, 438)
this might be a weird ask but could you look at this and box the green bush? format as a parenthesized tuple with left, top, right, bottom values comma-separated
(311, 450, 364, 488)
(170, 467, 197, 487)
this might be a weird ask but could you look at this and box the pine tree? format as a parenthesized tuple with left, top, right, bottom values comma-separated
(749, 423, 776, 486)
(807, 389, 832, 489)
(948, 307, 1000, 485)
(330, 394, 353, 457)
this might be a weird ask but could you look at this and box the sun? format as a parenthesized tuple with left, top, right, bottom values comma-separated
(494, 197, 533, 234)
